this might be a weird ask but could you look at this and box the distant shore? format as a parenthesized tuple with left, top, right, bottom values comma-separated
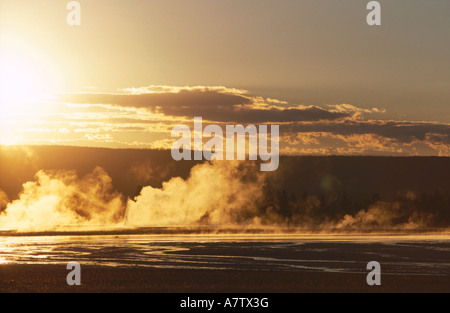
(1, 228, 449, 237)
(0, 264, 448, 293)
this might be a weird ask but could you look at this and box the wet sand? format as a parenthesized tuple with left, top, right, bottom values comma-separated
(0, 264, 448, 293)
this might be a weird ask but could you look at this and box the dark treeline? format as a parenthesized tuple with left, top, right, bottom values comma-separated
(253, 185, 450, 229)
(1, 146, 449, 229)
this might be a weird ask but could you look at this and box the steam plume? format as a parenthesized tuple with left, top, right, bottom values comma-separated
(126, 161, 265, 227)
(0, 167, 125, 231)
(0, 160, 448, 233)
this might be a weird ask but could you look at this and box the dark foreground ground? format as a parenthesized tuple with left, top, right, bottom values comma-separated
(0, 264, 448, 293)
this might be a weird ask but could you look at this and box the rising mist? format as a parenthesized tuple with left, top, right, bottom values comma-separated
(0, 146, 449, 232)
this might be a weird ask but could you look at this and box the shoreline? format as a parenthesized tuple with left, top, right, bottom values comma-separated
(1, 228, 449, 238)
(0, 264, 448, 293)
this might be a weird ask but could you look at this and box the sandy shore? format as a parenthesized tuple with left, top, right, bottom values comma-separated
(0, 264, 448, 293)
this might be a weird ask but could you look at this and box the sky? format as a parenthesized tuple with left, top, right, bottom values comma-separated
(0, 0, 449, 155)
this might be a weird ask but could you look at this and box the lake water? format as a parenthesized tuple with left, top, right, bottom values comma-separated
(1, 233, 449, 276)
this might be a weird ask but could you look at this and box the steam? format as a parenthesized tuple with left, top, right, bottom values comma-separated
(0, 167, 125, 231)
(126, 161, 265, 227)
(334, 201, 434, 231)
(0, 189, 9, 212)
(0, 160, 447, 233)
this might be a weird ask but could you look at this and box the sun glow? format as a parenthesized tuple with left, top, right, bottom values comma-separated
(1, 51, 49, 116)
(0, 32, 64, 145)
(0, 30, 64, 112)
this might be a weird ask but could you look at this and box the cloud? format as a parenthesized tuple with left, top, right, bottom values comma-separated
(12, 85, 449, 156)
(328, 103, 386, 115)
(227, 106, 349, 123)
(56, 86, 351, 123)
(281, 120, 450, 155)
(287, 120, 450, 143)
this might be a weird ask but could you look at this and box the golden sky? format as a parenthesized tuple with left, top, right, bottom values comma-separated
(0, 0, 449, 155)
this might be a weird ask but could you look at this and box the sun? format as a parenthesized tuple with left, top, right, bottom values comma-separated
(0, 52, 47, 117)
(0, 32, 63, 146)
(0, 31, 63, 118)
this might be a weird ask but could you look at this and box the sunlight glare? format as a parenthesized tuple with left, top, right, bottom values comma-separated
(0, 32, 62, 118)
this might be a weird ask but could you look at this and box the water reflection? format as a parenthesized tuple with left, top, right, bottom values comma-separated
(0, 234, 449, 275)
